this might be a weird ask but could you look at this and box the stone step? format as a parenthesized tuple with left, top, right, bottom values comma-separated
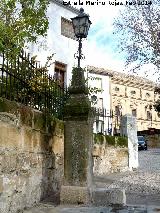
(92, 188, 126, 206)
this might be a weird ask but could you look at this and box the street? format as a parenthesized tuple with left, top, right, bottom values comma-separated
(95, 148, 160, 206)
(22, 148, 160, 212)
(138, 148, 160, 172)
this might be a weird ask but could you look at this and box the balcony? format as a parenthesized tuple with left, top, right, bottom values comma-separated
(93, 107, 112, 118)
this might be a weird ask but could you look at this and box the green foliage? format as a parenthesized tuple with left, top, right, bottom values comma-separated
(87, 75, 103, 95)
(0, 0, 49, 57)
(93, 134, 128, 147)
(93, 133, 104, 145)
(105, 135, 115, 146)
(83, 68, 103, 105)
(154, 99, 160, 113)
(69, 67, 103, 104)
(0, 96, 64, 134)
(0, 53, 66, 119)
(69, 67, 88, 94)
(116, 136, 128, 147)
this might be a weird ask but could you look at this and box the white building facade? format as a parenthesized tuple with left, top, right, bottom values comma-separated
(87, 66, 112, 135)
(29, 2, 112, 134)
(29, 0, 87, 88)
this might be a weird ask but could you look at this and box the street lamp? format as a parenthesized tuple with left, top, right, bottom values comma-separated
(71, 8, 92, 68)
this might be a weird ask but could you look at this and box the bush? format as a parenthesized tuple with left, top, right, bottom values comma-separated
(116, 136, 128, 147)
(93, 133, 128, 147)
(105, 135, 115, 146)
(93, 133, 105, 145)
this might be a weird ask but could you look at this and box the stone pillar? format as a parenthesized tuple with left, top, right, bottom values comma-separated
(120, 114, 138, 170)
(60, 67, 94, 205)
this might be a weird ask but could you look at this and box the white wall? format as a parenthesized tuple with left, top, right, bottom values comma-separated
(29, 1, 88, 87)
(88, 72, 111, 134)
(28, 1, 111, 133)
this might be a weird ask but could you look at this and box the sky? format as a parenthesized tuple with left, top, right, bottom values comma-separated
(73, 0, 126, 72)
(70, 0, 159, 82)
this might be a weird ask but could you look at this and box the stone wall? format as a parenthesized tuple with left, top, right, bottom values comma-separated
(145, 134, 160, 148)
(93, 144, 128, 176)
(0, 98, 64, 213)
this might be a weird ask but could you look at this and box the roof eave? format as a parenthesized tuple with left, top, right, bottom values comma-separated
(51, 0, 79, 14)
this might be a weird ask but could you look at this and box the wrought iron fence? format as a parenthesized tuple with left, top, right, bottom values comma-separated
(0, 50, 68, 119)
(93, 107, 122, 135)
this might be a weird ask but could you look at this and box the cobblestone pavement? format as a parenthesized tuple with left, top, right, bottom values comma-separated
(95, 148, 160, 206)
(23, 203, 160, 213)
(138, 148, 160, 172)
(23, 148, 160, 212)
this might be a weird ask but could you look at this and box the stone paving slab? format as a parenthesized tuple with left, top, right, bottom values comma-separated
(23, 203, 160, 213)
(127, 193, 160, 206)
(60, 206, 160, 213)
(94, 149, 160, 206)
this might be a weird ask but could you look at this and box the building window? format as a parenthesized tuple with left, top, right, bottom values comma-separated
(61, 17, 75, 40)
(147, 111, 152, 120)
(97, 77, 102, 90)
(131, 90, 136, 95)
(96, 120, 104, 133)
(132, 109, 137, 117)
(54, 61, 66, 88)
(115, 87, 119, 92)
(97, 98, 103, 109)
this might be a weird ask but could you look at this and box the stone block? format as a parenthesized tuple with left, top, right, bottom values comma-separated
(93, 147, 129, 175)
(0, 124, 20, 149)
(0, 177, 3, 193)
(0, 195, 11, 213)
(60, 185, 90, 204)
(92, 145, 100, 157)
(92, 188, 126, 206)
(52, 135, 64, 155)
(0, 98, 65, 213)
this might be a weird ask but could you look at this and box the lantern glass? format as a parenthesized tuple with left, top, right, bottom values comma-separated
(71, 9, 91, 39)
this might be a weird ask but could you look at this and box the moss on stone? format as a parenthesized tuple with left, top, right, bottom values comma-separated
(0, 98, 33, 127)
(68, 67, 88, 95)
(19, 105, 33, 127)
(116, 136, 128, 147)
(94, 133, 105, 145)
(0, 97, 64, 136)
(33, 110, 46, 130)
(104, 135, 128, 147)
(66, 125, 87, 184)
(93, 133, 127, 147)
(24, 128, 33, 142)
(48, 117, 64, 136)
(124, 149, 129, 155)
(55, 118, 64, 131)
(0, 98, 18, 115)
(0, 97, 8, 112)
(105, 135, 115, 146)
(64, 94, 91, 119)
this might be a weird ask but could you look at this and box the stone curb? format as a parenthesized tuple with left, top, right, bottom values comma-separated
(92, 188, 126, 206)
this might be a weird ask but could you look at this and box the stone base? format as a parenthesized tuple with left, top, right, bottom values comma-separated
(92, 188, 126, 206)
(60, 185, 90, 205)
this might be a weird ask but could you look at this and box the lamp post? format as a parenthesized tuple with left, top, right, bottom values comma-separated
(71, 8, 92, 68)
(61, 9, 93, 205)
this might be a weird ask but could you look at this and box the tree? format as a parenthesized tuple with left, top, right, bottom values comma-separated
(0, 1, 67, 118)
(113, 0, 160, 113)
(113, 0, 160, 73)
(0, 51, 66, 118)
(0, 0, 49, 57)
